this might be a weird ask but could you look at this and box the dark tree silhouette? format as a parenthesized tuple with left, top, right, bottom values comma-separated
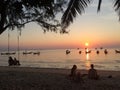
(0, 0, 67, 34)
(61, 0, 91, 30)
(0, 0, 119, 35)
(61, 0, 120, 30)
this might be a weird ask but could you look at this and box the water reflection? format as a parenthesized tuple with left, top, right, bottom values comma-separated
(86, 53, 89, 60)
(85, 60, 91, 70)
(85, 53, 91, 69)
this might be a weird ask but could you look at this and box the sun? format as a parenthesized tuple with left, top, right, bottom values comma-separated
(85, 42, 89, 47)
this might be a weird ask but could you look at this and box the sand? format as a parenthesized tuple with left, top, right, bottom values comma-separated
(0, 66, 120, 90)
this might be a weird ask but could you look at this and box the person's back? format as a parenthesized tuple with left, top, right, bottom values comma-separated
(8, 56, 14, 66)
(88, 64, 99, 80)
(14, 58, 17, 65)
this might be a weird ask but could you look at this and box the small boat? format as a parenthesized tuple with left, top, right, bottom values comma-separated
(95, 48, 97, 50)
(100, 47, 103, 49)
(79, 51, 82, 54)
(115, 50, 120, 53)
(85, 50, 91, 54)
(33, 52, 40, 55)
(23, 51, 32, 55)
(96, 50, 99, 54)
(104, 49, 108, 54)
(66, 50, 70, 54)
(1, 52, 16, 55)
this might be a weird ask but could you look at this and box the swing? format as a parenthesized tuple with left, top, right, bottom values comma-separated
(8, 30, 21, 66)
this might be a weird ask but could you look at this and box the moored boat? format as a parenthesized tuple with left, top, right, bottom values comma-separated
(1, 52, 16, 55)
(115, 50, 120, 53)
(33, 51, 40, 55)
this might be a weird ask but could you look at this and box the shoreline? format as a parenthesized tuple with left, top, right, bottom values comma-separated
(0, 66, 120, 76)
(0, 66, 120, 90)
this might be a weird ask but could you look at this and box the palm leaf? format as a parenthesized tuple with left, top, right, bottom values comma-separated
(113, 0, 120, 20)
(61, 0, 91, 29)
(97, 0, 102, 12)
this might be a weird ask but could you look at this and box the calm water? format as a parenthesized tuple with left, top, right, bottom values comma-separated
(0, 48, 120, 71)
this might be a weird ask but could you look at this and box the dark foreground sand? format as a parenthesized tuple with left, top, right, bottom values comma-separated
(0, 66, 120, 90)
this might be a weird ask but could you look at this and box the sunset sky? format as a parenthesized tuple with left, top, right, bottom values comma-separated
(0, 0, 120, 51)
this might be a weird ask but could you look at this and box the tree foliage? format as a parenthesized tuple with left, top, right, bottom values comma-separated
(61, 0, 120, 30)
(61, 0, 91, 30)
(0, 0, 120, 35)
(0, 0, 66, 34)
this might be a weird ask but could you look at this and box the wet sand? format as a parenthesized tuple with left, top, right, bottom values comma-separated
(0, 66, 120, 90)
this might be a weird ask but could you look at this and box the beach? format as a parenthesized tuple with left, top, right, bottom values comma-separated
(0, 66, 120, 90)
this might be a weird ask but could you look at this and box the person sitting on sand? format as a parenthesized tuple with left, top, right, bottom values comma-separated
(8, 56, 14, 66)
(69, 65, 77, 80)
(88, 64, 99, 80)
(69, 65, 85, 83)
(14, 57, 21, 65)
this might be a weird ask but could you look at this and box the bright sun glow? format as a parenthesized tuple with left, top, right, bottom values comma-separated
(85, 42, 89, 47)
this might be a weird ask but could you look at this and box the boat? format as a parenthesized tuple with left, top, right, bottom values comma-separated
(33, 51, 40, 55)
(104, 49, 108, 54)
(66, 50, 70, 54)
(1, 52, 16, 55)
(23, 51, 32, 55)
(85, 50, 91, 54)
(96, 50, 99, 54)
(100, 47, 103, 49)
(79, 51, 82, 54)
(115, 50, 120, 53)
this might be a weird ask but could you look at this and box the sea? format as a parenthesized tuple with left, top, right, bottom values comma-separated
(0, 48, 120, 71)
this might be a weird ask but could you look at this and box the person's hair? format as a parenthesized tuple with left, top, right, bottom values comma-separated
(91, 64, 94, 68)
(73, 65, 77, 69)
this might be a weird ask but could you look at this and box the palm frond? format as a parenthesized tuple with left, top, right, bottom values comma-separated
(113, 0, 120, 20)
(61, 0, 91, 29)
(97, 0, 102, 12)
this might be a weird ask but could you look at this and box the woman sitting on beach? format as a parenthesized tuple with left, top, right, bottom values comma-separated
(69, 65, 77, 80)
(88, 64, 99, 80)
(69, 65, 84, 83)
(14, 57, 21, 65)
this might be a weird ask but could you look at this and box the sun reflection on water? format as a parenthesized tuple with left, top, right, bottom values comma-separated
(85, 53, 91, 70)
(86, 53, 89, 60)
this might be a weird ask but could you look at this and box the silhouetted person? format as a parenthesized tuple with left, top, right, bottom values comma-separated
(17, 60, 20, 65)
(13, 57, 20, 65)
(13, 57, 17, 65)
(8, 56, 14, 66)
(88, 64, 99, 80)
(69, 65, 77, 80)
